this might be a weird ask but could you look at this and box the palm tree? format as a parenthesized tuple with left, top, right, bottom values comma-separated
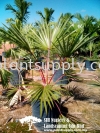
(5, 0, 32, 24)
(36, 8, 54, 24)
(74, 13, 98, 36)
(0, 15, 98, 116)
(53, 33, 97, 59)
(0, 15, 74, 81)
(74, 13, 100, 56)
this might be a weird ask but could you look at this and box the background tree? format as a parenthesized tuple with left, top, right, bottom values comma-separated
(74, 13, 98, 35)
(74, 13, 100, 56)
(36, 8, 54, 24)
(5, 0, 32, 24)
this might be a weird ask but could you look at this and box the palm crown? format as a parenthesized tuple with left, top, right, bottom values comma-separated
(6, 0, 32, 24)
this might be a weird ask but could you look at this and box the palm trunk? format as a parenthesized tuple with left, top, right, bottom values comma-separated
(46, 48, 50, 84)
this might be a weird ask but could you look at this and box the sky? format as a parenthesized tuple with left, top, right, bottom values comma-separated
(0, 0, 100, 26)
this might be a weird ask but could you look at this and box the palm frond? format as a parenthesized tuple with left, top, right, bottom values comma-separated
(5, 4, 17, 13)
(53, 31, 98, 58)
(0, 24, 33, 56)
(0, 69, 12, 89)
(7, 87, 18, 99)
(27, 82, 62, 116)
(36, 11, 45, 19)
(4, 48, 27, 59)
(6, 0, 32, 23)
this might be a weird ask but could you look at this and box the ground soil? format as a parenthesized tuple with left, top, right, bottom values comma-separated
(0, 70, 100, 133)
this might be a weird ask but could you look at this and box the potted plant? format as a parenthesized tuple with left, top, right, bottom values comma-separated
(83, 42, 99, 71)
(53, 29, 97, 83)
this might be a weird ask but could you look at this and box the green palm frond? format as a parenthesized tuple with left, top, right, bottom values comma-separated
(37, 8, 54, 23)
(4, 48, 27, 59)
(63, 13, 73, 19)
(7, 87, 18, 99)
(36, 11, 45, 19)
(30, 16, 76, 50)
(57, 114, 78, 133)
(6, 4, 17, 13)
(65, 69, 83, 82)
(0, 15, 75, 53)
(0, 24, 33, 55)
(74, 13, 83, 22)
(6, 18, 14, 24)
(0, 69, 12, 89)
(44, 8, 54, 22)
(53, 31, 98, 58)
(6, 0, 32, 23)
(27, 82, 62, 116)
(74, 13, 98, 37)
